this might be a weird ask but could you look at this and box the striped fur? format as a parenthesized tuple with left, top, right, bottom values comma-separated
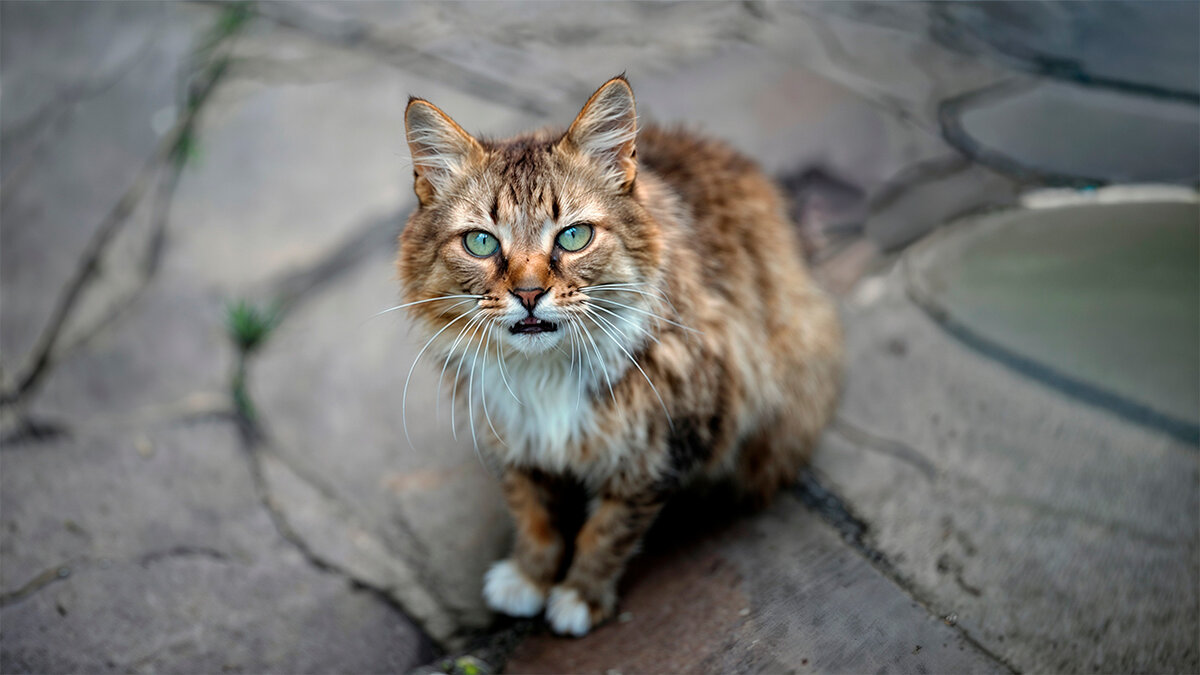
(397, 76, 843, 635)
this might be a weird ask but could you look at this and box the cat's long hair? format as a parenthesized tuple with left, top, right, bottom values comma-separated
(396, 76, 842, 635)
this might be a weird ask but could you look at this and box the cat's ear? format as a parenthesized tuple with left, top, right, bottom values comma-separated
(562, 76, 638, 192)
(405, 97, 484, 204)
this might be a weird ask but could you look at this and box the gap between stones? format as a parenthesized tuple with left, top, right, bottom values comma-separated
(247, 1, 557, 117)
(0, 4, 248, 412)
(0, 546, 234, 608)
(792, 469, 1021, 674)
(219, 209, 476, 649)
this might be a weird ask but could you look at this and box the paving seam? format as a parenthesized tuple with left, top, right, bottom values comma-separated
(900, 245, 1200, 445)
(793, 469, 1022, 674)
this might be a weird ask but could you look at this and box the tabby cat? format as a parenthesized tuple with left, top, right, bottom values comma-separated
(396, 76, 842, 636)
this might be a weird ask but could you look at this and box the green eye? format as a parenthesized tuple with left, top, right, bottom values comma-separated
(463, 230, 499, 257)
(556, 224, 594, 252)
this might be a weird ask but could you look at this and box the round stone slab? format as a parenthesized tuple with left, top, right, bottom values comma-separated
(905, 194, 1199, 443)
(942, 81, 1200, 184)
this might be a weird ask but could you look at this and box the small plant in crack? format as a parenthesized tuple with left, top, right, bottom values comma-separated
(197, 1, 254, 58)
(175, 2, 255, 169)
(170, 127, 202, 168)
(225, 299, 279, 425)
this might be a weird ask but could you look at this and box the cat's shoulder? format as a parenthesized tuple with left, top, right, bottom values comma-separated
(637, 124, 759, 180)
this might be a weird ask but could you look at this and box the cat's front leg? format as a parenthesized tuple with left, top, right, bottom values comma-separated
(546, 491, 664, 636)
(484, 468, 567, 618)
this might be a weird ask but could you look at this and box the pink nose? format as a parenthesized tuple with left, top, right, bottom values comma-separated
(512, 287, 546, 311)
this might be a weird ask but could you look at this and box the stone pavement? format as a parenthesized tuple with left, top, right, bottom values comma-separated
(2, 2, 1196, 673)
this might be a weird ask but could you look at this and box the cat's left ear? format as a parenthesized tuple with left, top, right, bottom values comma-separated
(561, 76, 638, 192)
(405, 97, 484, 205)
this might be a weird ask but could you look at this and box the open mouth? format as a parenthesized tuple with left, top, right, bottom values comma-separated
(509, 317, 559, 335)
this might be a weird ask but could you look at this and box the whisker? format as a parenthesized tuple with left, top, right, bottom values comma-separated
(372, 294, 483, 318)
(579, 282, 647, 290)
(576, 311, 616, 403)
(568, 318, 592, 411)
(495, 336, 521, 405)
(583, 307, 673, 429)
(401, 307, 477, 449)
(466, 319, 489, 452)
(479, 329, 507, 450)
(586, 302, 660, 345)
(566, 314, 578, 377)
(450, 315, 488, 440)
(564, 318, 582, 409)
(580, 286, 678, 313)
(587, 296, 701, 334)
(438, 312, 487, 422)
(580, 283, 669, 302)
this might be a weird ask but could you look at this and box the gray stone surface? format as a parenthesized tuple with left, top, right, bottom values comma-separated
(816, 263, 1199, 673)
(3, 1, 1197, 672)
(507, 495, 1006, 674)
(938, 1, 1200, 97)
(949, 81, 1200, 183)
(0, 2, 213, 378)
(237, 0, 1027, 648)
(0, 422, 434, 673)
(907, 199, 1200, 433)
(253, 254, 510, 642)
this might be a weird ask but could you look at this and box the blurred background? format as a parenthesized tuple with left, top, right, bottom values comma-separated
(1, 2, 1197, 673)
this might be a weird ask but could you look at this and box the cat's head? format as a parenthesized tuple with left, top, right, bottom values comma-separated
(397, 76, 665, 357)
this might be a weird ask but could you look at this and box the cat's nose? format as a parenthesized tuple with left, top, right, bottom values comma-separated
(511, 287, 547, 311)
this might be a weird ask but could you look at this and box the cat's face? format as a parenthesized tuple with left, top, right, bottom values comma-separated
(398, 78, 662, 357)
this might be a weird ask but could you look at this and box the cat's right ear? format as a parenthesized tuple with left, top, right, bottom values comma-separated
(405, 98, 483, 205)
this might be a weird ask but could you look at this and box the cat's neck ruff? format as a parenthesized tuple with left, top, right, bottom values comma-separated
(458, 322, 644, 476)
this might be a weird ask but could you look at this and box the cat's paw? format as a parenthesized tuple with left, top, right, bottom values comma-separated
(546, 586, 598, 637)
(483, 559, 545, 617)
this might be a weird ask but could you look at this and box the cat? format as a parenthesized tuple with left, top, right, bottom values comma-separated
(396, 76, 842, 636)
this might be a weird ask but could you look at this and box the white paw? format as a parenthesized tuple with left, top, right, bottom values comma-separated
(483, 560, 545, 617)
(546, 586, 592, 636)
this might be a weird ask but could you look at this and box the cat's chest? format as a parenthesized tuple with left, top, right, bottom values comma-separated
(476, 357, 627, 473)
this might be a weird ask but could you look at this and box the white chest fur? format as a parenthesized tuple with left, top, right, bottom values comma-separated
(462, 337, 637, 477)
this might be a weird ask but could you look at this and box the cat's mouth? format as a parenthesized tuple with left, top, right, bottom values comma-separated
(509, 317, 558, 335)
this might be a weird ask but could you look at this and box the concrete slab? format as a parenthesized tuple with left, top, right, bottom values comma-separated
(937, 2, 1200, 97)
(506, 495, 1005, 674)
(28, 279, 229, 428)
(6, 1, 1195, 671)
(945, 81, 1200, 184)
(816, 262, 1199, 673)
(0, 422, 434, 672)
(235, 3, 1021, 646)
(253, 253, 510, 642)
(164, 23, 517, 294)
(907, 199, 1200, 438)
(0, 2, 214, 374)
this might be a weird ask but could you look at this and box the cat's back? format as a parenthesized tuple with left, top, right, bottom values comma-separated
(637, 124, 783, 221)
(636, 124, 814, 311)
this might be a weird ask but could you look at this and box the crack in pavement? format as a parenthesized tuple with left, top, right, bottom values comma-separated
(250, 1, 557, 118)
(947, 470, 1189, 549)
(0, 546, 236, 608)
(0, 32, 159, 198)
(258, 209, 400, 323)
(0, 35, 236, 411)
(250, 425, 456, 622)
(235, 207, 472, 627)
(900, 220, 1200, 446)
(830, 415, 939, 480)
(792, 469, 1021, 674)
(230, 418, 453, 652)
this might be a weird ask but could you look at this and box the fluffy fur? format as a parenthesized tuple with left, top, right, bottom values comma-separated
(396, 76, 842, 635)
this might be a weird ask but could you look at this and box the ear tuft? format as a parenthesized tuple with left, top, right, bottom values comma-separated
(405, 98, 482, 204)
(563, 76, 638, 190)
